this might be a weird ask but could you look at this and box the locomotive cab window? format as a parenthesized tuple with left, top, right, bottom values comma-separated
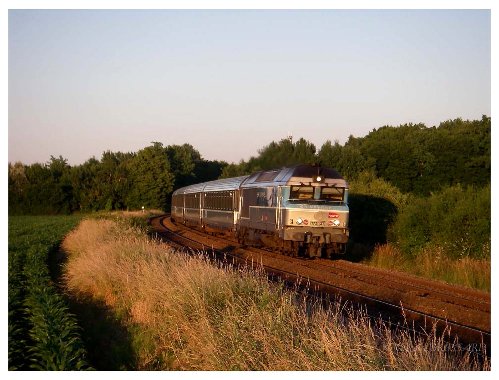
(290, 186, 314, 200)
(321, 187, 344, 203)
(288, 186, 345, 204)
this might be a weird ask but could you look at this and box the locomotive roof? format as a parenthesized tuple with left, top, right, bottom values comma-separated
(240, 164, 348, 188)
(172, 164, 348, 195)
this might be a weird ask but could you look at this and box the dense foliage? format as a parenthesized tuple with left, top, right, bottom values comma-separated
(222, 116, 490, 196)
(9, 143, 226, 214)
(391, 184, 491, 260)
(8, 215, 89, 370)
(8, 116, 490, 260)
(343, 116, 490, 194)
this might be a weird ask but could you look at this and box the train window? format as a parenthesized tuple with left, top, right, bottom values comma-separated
(321, 187, 344, 202)
(185, 193, 199, 208)
(288, 186, 345, 204)
(241, 189, 256, 217)
(203, 191, 234, 211)
(255, 190, 266, 206)
(290, 186, 314, 200)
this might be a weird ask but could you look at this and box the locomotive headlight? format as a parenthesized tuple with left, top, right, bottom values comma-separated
(332, 219, 341, 227)
(314, 175, 323, 182)
(296, 218, 303, 225)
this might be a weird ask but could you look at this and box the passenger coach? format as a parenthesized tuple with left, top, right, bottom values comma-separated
(171, 164, 349, 258)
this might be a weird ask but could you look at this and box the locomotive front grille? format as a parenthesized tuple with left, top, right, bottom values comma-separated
(285, 226, 348, 243)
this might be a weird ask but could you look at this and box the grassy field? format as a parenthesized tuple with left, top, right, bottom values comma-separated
(8, 215, 89, 370)
(62, 215, 489, 370)
(362, 243, 490, 292)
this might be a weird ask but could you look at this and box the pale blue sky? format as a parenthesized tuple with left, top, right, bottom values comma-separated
(8, 9, 491, 165)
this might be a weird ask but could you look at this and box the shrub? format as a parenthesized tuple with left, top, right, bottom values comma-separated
(347, 171, 409, 259)
(349, 170, 410, 210)
(392, 184, 490, 259)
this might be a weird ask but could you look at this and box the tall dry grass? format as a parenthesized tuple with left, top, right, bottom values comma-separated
(365, 244, 490, 293)
(62, 218, 489, 370)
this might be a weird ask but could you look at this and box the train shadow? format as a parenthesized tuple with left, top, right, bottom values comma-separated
(346, 194, 398, 262)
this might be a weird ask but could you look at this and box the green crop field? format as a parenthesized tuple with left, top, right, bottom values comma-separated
(8, 215, 90, 370)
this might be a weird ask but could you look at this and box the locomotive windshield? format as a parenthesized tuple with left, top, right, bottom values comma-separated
(290, 186, 314, 200)
(288, 185, 345, 204)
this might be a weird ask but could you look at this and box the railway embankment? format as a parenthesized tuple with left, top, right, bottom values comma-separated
(61, 214, 489, 370)
(154, 216, 490, 348)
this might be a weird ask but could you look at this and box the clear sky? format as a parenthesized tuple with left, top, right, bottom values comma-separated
(8, 9, 491, 165)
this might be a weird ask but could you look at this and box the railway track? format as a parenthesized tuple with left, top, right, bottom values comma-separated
(149, 215, 491, 353)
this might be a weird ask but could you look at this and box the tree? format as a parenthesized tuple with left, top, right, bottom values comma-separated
(293, 138, 316, 164)
(193, 160, 227, 183)
(8, 162, 28, 213)
(20, 159, 71, 214)
(125, 142, 174, 210)
(318, 140, 374, 181)
(47, 156, 74, 213)
(220, 161, 252, 179)
(166, 143, 202, 189)
(70, 157, 101, 211)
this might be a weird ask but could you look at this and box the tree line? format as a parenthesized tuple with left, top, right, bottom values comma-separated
(9, 116, 490, 215)
(8, 143, 226, 214)
(222, 115, 490, 196)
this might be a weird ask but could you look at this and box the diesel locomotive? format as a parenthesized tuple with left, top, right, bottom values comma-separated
(171, 164, 349, 258)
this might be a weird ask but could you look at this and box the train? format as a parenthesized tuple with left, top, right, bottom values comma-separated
(171, 164, 349, 258)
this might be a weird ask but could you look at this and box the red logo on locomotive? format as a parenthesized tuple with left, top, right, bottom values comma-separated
(328, 212, 339, 218)
(303, 219, 309, 225)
